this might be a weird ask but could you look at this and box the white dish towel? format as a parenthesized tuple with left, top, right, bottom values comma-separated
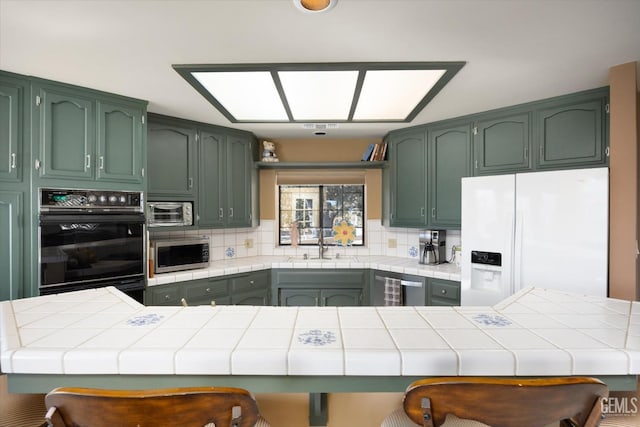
(384, 277, 403, 306)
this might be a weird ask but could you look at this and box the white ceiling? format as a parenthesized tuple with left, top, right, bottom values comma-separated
(1, 0, 639, 140)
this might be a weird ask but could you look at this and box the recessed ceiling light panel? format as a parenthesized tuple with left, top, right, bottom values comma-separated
(174, 62, 465, 123)
(279, 70, 357, 120)
(192, 71, 288, 121)
(354, 69, 447, 120)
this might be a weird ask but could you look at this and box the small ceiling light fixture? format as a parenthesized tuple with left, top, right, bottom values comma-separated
(294, 0, 337, 13)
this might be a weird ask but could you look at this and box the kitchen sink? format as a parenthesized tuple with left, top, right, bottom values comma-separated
(287, 255, 359, 262)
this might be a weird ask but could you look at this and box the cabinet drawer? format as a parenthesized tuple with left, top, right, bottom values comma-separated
(430, 280, 460, 302)
(151, 285, 182, 306)
(230, 271, 269, 293)
(184, 278, 228, 301)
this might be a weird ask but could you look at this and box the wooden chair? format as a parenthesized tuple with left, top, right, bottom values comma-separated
(43, 386, 271, 427)
(382, 377, 609, 427)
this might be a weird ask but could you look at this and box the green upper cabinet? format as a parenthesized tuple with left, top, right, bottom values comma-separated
(0, 191, 22, 301)
(473, 112, 532, 174)
(535, 94, 607, 169)
(0, 74, 26, 183)
(33, 82, 95, 181)
(225, 134, 255, 228)
(428, 122, 472, 229)
(386, 129, 428, 227)
(31, 79, 147, 187)
(96, 100, 144, 184)
(197, 130, 256, 228)
(148, 114, 258, 229)
(198, 130, 225, 227)
(147, 121, 196, 198)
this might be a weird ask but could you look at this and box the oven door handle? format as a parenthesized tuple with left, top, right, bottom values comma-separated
(39, 214, 146, 224)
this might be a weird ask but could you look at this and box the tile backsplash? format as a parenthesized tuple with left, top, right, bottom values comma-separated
(150, 220, 461, 263)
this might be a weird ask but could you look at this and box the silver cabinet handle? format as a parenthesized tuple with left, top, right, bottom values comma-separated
(206, 288, 211, 293)
(540, 145, 544, 158)
(85, 154, 91, 169)
(10, 153, 16, 169)
(420, 207, 425, 217)
(219, 208, 224, 218)
(229, 208, 234, 218)
(441, 289, 447, 295)
(99, 156, 104, 170)
(431, 208, 436, 218)
(524, 146, 528, 160)
(188, 177, 193, 189)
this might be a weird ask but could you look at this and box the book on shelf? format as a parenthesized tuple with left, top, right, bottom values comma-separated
(361, 143, 388, 161)
(361, 143, 375, 161)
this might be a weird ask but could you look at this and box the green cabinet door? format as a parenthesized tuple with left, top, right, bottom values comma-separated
(148, 122, 196, 198)
(280, 289, 320, 306)
(536, 98, 606, 168)
(96, 101, 144, 184)
(198, 130, 225, 228)
(232, 289, 270, 305)
(428, 123, 472, 229)
(474, 113, 532, 174)
(321, 289, 362, 306)
(225, 135, 253, 228)
(388, 130, 427, 227)
(0, 76, 25, 182)
(34, 84, 95, 180)
(428, 278, 460, 306)
(0, 191, 22, 301)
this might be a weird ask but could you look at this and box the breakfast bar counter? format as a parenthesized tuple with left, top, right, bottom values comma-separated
(1, 286, 639, 393)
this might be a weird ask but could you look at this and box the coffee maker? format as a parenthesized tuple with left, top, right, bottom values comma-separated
(419, 230, 447, 265)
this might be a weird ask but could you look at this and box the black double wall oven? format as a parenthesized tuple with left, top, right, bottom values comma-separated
(39, 189, 146, 303)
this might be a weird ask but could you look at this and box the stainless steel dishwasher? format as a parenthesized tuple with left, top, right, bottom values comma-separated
(372, 271, 425, 306)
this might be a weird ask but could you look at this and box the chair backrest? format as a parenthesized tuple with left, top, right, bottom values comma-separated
(402, 377, 609, 427)
(44, 386, 260, 427)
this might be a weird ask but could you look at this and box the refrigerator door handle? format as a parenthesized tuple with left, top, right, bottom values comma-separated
(513, 212, 524, 293)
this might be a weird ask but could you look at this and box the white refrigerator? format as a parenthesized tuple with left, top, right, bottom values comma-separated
(460, 167, 609, 306)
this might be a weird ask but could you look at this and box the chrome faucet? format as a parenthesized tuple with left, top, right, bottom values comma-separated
(318, 230, 328, 259)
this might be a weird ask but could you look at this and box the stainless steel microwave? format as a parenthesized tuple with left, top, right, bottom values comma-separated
(152, 237, 209, 274)
(147, 201, 193, 227)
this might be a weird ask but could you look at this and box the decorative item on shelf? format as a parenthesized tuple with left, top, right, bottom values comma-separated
(261, 140, 279, 162)
(332, 219, 355, 246)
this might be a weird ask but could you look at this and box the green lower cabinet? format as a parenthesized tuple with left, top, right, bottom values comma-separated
(146, 271, 270, 307)
(273, 269, 368, 307)
(147, 283, 183, 306)
(280, 289, 319, 307)
(184, 277, 229, 306)
(229, 271, 270, 305)
(279, 288, 362, 307)
(0, 191, 22, 301)
(321, 289, 362, 306)
(428, 278, 460, 306)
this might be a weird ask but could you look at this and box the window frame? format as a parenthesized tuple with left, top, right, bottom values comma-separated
(278, 184, 365, 247)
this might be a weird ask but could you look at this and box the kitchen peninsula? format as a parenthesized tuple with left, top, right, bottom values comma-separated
(2, 285, 639, 395)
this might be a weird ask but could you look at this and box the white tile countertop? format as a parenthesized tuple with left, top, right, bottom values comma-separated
(147, 255, 462, 287)
(2, 286, 639, 381)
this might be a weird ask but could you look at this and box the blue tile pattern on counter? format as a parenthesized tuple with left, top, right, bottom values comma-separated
(472, 314, 513, 327)
(297, 330, 337, 346)
(126, 313, 164, 326)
